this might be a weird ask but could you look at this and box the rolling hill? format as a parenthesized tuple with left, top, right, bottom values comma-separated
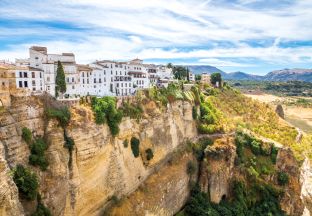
(186, 65, 312, 82)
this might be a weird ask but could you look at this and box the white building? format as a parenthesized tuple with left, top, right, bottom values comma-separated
(128, 58, 149, 92)
(13, 46, 173, 98)
(189, 72, 195, 82)
(15, 66, 44, 94)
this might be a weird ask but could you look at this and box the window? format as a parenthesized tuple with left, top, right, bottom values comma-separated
(117, 83, 119, 87)
(40, 73, 42, 78)
(19, 72, 22, 77)
(33, 87, 36, 91)
(104, 70, 106, 75)
(32, 72, 35, 78)
(47, 77, 50, 82)
(72, 86, 75, 89)
(32, 80, 35, 86)
(19, 81, 23, 87)
(47, 86, 50, 91)
(24, 81, 28, 88)
(35, 57, 39, 60)
(24, 72, 27, 78)
(72, 77, 74, 82)
(121, 83, 123, 87)
(94, 78, 96, 83)
(66, 78, 69, 82)
(99, 78, 102, 83)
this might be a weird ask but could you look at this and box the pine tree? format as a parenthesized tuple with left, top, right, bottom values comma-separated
(55, 61, 66, 97)
(187, 68, 190, 82)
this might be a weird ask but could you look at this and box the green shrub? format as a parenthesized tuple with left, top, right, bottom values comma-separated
(91, 97, 123, 136)
(123, 139, 128, 148)
(130, 137, 140, 158)
(198, 124, 218, 134)
(145, 148, 154, 160)
(12, 165, 38, 200)
(120, 102, 143, 120)
(192, 106, 198, 120)
(247, 166, 259, 179)
(191, 138, 213, 161)
(64, 132, 75, 166)
(235, 135, 245, 164)
(250, 140, 261, 155)
(277, 171, 289, 186)
(64, 133, 75, 152)
(31, 194, 51, 216)
(183, 180, 285, 216)
(187, 160, 196, 175)
(271, 145, 278, 164)
(46, 107, 71, 128)
(29, 138, 49, 171)
(22, 127, 32, 144)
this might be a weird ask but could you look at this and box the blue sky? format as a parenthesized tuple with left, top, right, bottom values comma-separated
(0, 0, 311, 75)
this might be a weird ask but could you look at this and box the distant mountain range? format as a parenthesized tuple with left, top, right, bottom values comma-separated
(186, 66, 312, 82)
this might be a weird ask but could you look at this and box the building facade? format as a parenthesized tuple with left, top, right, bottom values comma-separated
(12, 46, 173, 98)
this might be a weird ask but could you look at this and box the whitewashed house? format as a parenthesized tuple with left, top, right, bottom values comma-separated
(13, 46, 174, 98)
(128, 58, 149, 92)
(15, 66, 44, 94)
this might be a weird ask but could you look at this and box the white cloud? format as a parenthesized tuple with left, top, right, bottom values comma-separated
(198, 58, 255, 67)
(0, 0, 311, 68)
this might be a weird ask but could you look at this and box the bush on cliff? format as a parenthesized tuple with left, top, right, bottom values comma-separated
(22, 127, 32, 144)
(277, 171, 289, 186)
(46, 106, 71, 128)
(31, 194, 51, 216)
(12, 165, 39, 200)
(120, 101, 143, 120)
(130, 137, 140, 157)
(184, 181, 285, 216)
(91, 97, 123, 136)
(145, 148, 154, 161)
(29, 138, 49, 171)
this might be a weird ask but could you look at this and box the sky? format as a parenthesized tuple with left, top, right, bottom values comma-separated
(0, 0, 311, 75)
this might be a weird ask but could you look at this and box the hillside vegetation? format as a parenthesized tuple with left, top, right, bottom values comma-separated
(200, 86, 311, 161)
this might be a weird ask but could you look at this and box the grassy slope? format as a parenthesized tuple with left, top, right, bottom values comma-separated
(207, 88, 311, 161)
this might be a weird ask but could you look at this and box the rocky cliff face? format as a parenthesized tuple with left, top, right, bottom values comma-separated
(108, 152, 197, 216)
(198, 137, 236, 203)
(0, 96, 197, 216)
(1, 95, 311, 216)
(198, 133, 306, 216)
(301, 158, 312, 215)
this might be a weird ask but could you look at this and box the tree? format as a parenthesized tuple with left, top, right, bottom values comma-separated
(210, 72, 222, 87)
(12, 165, 39, 200)
(187, 67, 190, 82)
(195, 74, 202, 81)
(55, 61, 66, 97)
(167, 63, 173, 69)
(173, 66, 188, 80)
